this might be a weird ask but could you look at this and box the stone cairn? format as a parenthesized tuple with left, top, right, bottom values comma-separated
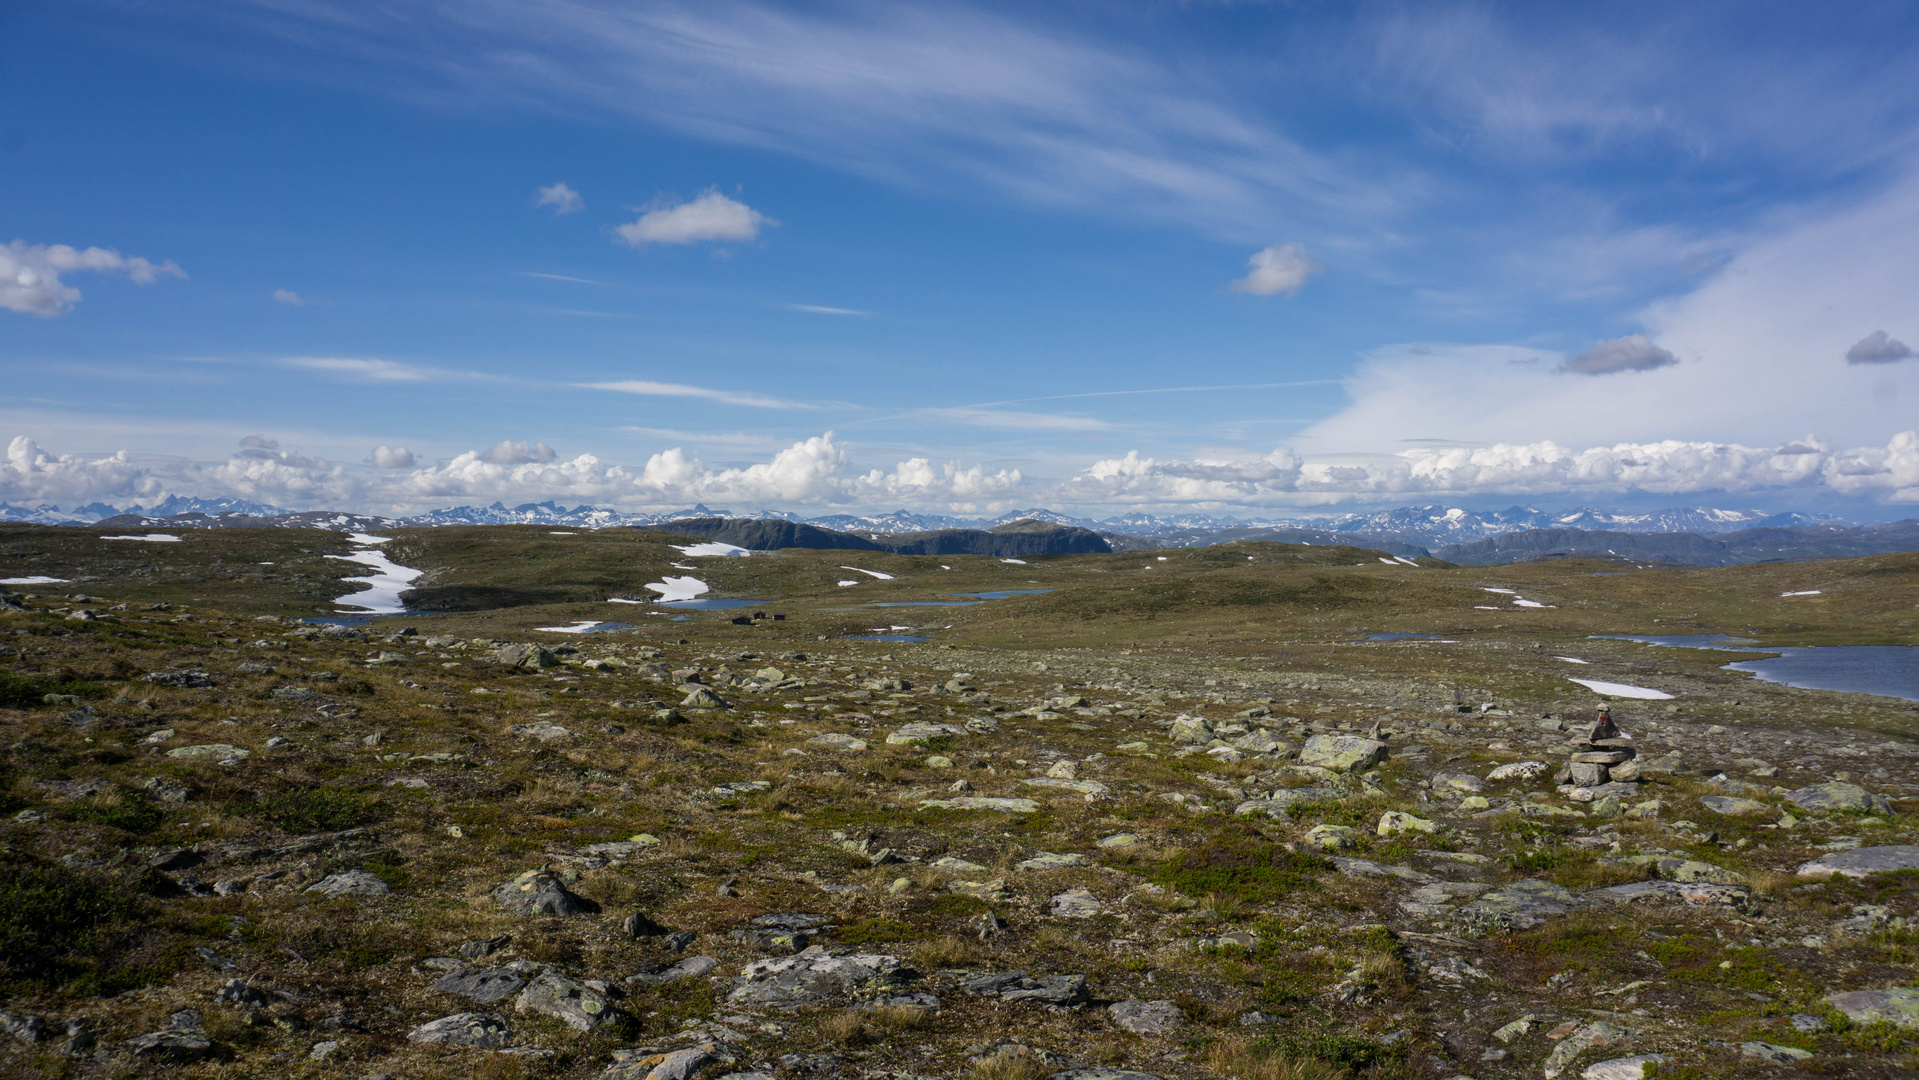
(1555, 706, 1640, 805)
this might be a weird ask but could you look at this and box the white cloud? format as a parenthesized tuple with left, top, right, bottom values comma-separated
(1561, 334, 1678, 375)
(1057, 432, 1919, 507)
(1846, 330, 1913, 365)
(367, 445, 416, 468)
(479, 439, 558, 465)
(273, 288, 304, 306)
(1230, 243, 1321, 297)
(915, 407, 1111, 432)
(580, 379, 805, 409)
(237, 435, 282, 459)
(786, 304, 870, 316)
(615, 190, 774, 246)
(1, 240, 185, 317)
(536, 181, 584, 215)
(282, 357, 490, 382)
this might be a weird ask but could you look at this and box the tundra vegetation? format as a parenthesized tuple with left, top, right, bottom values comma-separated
(0, 521, 1915, 1079)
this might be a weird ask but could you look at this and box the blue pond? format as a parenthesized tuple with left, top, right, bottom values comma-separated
(951, 589, 1056, 600)
(300, 612, 447, 626)
(843, 634, 934, 642)
(1594, 634, 1919, 702)
(870, 601, 981, 608)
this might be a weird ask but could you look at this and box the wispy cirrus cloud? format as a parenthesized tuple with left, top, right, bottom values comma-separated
(281, 357, 496, 382)
(913, 407, 1111, 432)
(785, 303, 871, 316)
(579, 379, 810, 409)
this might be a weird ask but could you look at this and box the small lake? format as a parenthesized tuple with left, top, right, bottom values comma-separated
(1593, 634, 1919, 702)
(952, 589, 1055, 600)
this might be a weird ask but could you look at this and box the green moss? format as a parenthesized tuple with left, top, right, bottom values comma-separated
(1151, 828, 1329, 905)
(252, 787, 388, 833)
(0, 849, 161, 996)
(839, 917, 916, 945)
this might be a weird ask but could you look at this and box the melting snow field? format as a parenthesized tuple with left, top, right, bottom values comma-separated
(536, 620, 627, 634)
(1001, 558, 1028, 565)
(1555, 656, 1592, 664)
(329, 536, 423, 614)
(1481, 587, 1516, 594)
(674, 542, 751, 558)
(645, 576, 709, 602)
(840, 566, 894, 580)
(837, 580, 860, 587)
(101, 534, 181, 542)
(1781, 590, 1822, 597)
(1567, 677, 1673, 700)
(1512, 599, 1553, 608)
(1, 576, 70, 585)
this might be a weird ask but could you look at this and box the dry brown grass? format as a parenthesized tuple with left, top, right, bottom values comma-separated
(818, 1004, 929, 1046)
(910, 934, 981, 970)
(968, 1048, 1056, 1080)
(1750, 870, 1797, 898)
(1203, 1036, 1346, 1080)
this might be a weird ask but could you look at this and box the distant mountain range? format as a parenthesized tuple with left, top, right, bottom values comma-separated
(5, 497, 1911, 566)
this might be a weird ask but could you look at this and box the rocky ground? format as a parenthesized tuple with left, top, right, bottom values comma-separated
(1, 533, 1917, 1080)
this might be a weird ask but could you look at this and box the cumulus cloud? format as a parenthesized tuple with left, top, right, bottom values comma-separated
(1846, 330, 1913, 364)
(1560, 334, 1679, 375)
(273, 288, 304, 306)
(580, 379, 805, 409)
(1058, 432, 1919, 506)
(237, 435, 282, 459)
(615, 190, 774, 246)
(1, 240, 185, 317)
(1230, 243, 1320, 297)
(367, 445, 416, 468)
(479, 439, 558, 465)
(536, 181, 584, 215)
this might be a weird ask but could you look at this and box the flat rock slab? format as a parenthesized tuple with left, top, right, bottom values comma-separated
(919, 797, 1040, 813)
(1458, 879, 1598, 932)
(167, 744, 249, 762)
(517, 972, 622, 1031)
(124, 1028, 215, 1061)
(1297, 734, 1387, 772)
(1016, 852, 1089, 871)
(408, 1012, 511, 1048)
(305, 870, 392, 898)
(962, 971, 1090, 1007)
(806, 734, 868, 752)
(510, 721, 572, 741)
(432, 967, 528, 1003)
(1587, 880, 1751, 910)
(1826, 987, 1919, 1029)
(1235, 787, 1346, 819)
(1050, 888, 1104, 917)
(1699, 795, 1771, 816)
(1797, 845, 1919, 879)
(1049, 1072, 1165, 1080)
(1020, 777, 1110, 797)
(887, 722, 964, 746)
(1330, 857, 1433, 883)
(1740, 1042, 1814, 1063)
(728, 950, 908, 1008)
(1109, 999, 1183, 1035)
(1786, 781, 1875, 812)
(1580, 1054, 1664, 1080)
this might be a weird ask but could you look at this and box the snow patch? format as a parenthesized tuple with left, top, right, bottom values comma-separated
(837, 580, 860, 587)
(1000, 558, 1027, 565)
(1, 575, 69, 584)
(840, 566, 894, 580)
(1567, 677, 1673, 700)
(1780, 590, 1821, 597)
(645, 576, 709, 602)
(537, 620, 610, 633)
(101, 534, 181, 542)
(1481, 587, 1516, 594)
(674, 542, 751, 558)
(329, 545, 423, 614)
(1512, 599, 1553, 608)
(1555, 656, 1592, 664)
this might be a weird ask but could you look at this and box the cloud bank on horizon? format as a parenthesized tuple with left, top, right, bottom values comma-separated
(8, 1, 1919, 518)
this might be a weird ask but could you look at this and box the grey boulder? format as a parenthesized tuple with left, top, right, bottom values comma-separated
(727, 948, 910, 1008)
(1797, 845, 1919, 879)
(516, 971, 623, 1031)
(1457, 879, 1597, 932)
(304, 870, 392, 898)
(1109, 999, 1182, 1035)
(493, 870, 585, 916)
(407, 1012, 511, 1048)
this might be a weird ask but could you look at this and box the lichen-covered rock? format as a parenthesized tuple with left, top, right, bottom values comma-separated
(1579, 1054, 1664, 1080)
(886, 722, 964, 746)
(1825, 987, 1919, 1030)
(1377, 810, 1437, 836)
(1797, 845, 1919, 879)
(1305, 824, 1360, 850)
(1458, 879, 1598, 932)
(919, 796, 1040, 813)
(962, 971, 1090, 1006)
(432, 966, 529, 1003)
(516, 972, 623, 1031)
(680, 686, 729, 709)
(1109, 999, 1182, 1035)
(1541, 1020, 1633, 1078)
(1297, 734, 1387, 772)
(492, 870, 584, 916)
(726, 948, 910, 1008)
(1168, 716, 1212, 744)
(304, 869, 391, 898)
(1699, 795, 1770, 816)
(1784, 781, 1876, 813)
(806, 733, 867, 752)
(407, 1012, 511, 1048)
(497, 644, 557, 669)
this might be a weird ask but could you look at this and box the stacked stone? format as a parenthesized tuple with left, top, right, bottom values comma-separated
(1556, 710, 1641, 804)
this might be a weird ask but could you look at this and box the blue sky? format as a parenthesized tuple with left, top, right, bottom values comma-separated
(5, 1, 1919, 517)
